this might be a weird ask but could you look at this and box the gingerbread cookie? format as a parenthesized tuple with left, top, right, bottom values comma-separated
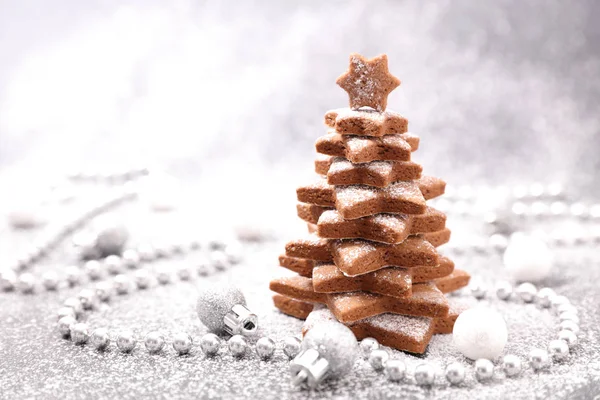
(324, 108, 408, 137)
(315, 132, 418, 164)
(421, 228, 451, 247)
(273, 294, 315, 320)
(336, 53, 400, 112)
(278, 255, 314, 277)
(269, 276, 327, 304)
(326, 282, 449, 323)
(315, 156, 423, 187)
(312, 256, 456, 298)
(434, 269, 471, 294)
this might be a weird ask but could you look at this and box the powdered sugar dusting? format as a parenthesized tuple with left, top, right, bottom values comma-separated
(359, 313, 434, 342)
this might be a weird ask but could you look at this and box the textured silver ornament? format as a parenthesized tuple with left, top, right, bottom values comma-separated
(359, 337, 380, 359)
(41, 271, 60, 291)
(558, 330, 578, 349)
(559, 320, 580, 334)
(283, 336, 302, 359)
(116, 330, 137, 352)
(368, 349, 389, 371)
(291, 322, 358, 388)
(495, 281, 513, 300)
(529, 348, 550, 370)
(475, 358, 494, 381)
(58, 316, 76, 336)
(196, 284, 257, 336)
(90, 328, 110, 350)
(172, 332, 193, 355)
(548, 339, 569, 360)
(535, 287, 556, 308)
(70, 323, 89, 344)
(228, 334, 248, 358)
(445, 362, 465, 385)
(144, 332, 165, 353)
(199, 333, 221, 356)
(414, 363, 436, 386)
(516, 282, 537, 303)
(255, 337, 276, 360)
(384, 359, 406, 382)
(502, 354, 522, 377)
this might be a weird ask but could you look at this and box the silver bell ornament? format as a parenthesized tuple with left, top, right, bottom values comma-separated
(290, 321, 359, 388)
(196, 284, 257, 336)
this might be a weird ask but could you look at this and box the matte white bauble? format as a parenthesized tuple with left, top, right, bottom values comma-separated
(453, 307, 508, 361)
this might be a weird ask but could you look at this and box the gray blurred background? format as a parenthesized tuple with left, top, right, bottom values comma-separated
(1, 0, 599, 216)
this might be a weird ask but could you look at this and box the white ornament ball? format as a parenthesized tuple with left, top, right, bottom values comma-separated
(503, 234, 553, 282)
(452, 307, 508, 360)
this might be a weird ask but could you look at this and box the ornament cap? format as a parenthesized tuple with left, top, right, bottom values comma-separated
(223, 304, 258, 336)
(290, 348, 331, 388)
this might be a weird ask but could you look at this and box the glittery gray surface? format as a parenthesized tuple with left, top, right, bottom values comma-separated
(1, 0, 600, 399)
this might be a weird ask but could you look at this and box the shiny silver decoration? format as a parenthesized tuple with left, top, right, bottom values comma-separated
(172, 332, 193, 355)
(290, 348, 330, 388)
(368, 349, 389, 371)
(414, 363, 436, 386)
(529, 348, 550, 370)
(116, 330, 137, 352)
(384, 359, 406, 382)
(283, 336, 302, 359)
(549, 339, 569, 361)
(516, 282, 537, 303)
(255, 337, 276, 360)
(144, 332, 165, 353)
(445, 362, 465, 385)
(228, 334, 248, 358)
(558, 330, 578, 349)
(70, 323, 89, 344)
(196, 284, 257, 336)
(90, 328, 110, 350)
(475, 359, 494, 381)
(199, 333, 221, 356)
(502, 354, 522, 377)
(359, 337, 380, 359)
(495, 281, 513, 300)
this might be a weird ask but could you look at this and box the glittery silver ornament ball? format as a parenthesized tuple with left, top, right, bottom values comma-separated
(516, 282, 537, 303)
(70, 323, 89, 344)
(495, 281, 513, 300)
(301, 321, 359, 378)
(559, 320, 580, 335)
(475, 358, 494, 381)
(196, 284, 247, 333)
(502, 354, 522, 377)
(359, 337, 380, 359)
(536, 287, 556, 308)
(548, 339, 569, 361)
(414, 363, 435, 386)
(283, 336, 302, 359)
(255, 337, 276, 360)
(368, 349, 389, 371)
(58, 316, 76, 336)
(116, 330, 137, 352)
(384, 359, 406, 382)
(529, 348, 550, 370)
(200, 333, 221, 356)
(172, 332, 193, 355)
(144, 332, 165, 353)
(90, 328, 110, 350)
(228, 334, 248, 358)
(558, 330, 578, 349)
(445, 362, 465, 385)
(470, 282, 486, 300)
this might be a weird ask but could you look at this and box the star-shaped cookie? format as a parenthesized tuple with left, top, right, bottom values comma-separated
(336, 53, 401, 112)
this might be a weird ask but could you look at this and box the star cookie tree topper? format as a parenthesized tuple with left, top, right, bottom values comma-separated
(336, 53, 401, 112)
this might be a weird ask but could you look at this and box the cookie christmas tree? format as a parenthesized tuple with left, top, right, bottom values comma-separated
(270, 54, 470, 353)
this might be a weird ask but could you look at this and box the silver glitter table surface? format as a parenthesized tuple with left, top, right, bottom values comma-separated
(0, 197, 599, 400)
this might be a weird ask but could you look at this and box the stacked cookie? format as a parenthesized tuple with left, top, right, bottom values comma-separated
(270, 107, 471, 354)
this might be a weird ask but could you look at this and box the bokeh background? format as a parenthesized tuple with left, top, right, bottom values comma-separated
(1, 0, 599, 224)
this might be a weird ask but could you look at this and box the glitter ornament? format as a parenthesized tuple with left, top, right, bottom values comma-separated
(368, 349, 389, 371)
(290, 321, 359, 388)
(453, 307, 508, 360)
(196, 284, 258, 336)
(503, 234, 553, 282)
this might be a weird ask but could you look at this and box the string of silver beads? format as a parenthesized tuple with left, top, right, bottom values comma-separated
(362, 281, 580, 386)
